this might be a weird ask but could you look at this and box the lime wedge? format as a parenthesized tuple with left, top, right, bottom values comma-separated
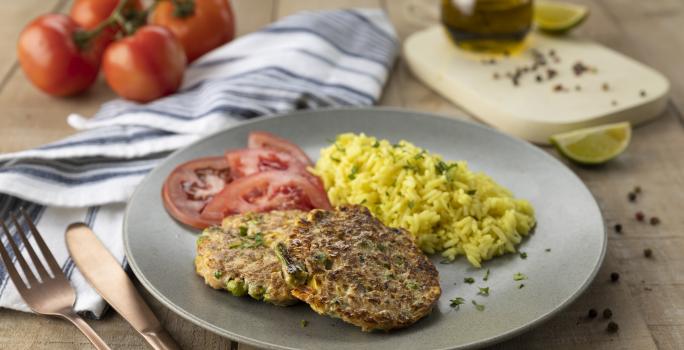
(535, 1, 590, 34)
(550, 122, 631, 165)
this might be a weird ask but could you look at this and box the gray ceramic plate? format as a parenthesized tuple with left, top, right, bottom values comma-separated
(124, 108, 605, 350)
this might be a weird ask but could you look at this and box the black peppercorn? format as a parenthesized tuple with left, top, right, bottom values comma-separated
(628, 192, 637, 202)
(614, 224, 622, 233)
(610, 272, 620, 282)
(650, 217, 660, 226)
(606, 321, 619, 333)
(603, 308, 613, 319)
(644, 248, 653, 258)
(588, 308, 598, 318)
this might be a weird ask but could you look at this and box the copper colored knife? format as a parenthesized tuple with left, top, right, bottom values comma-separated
(66, 223, 181, 350)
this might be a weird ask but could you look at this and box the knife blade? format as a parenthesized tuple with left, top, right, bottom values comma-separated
(66, 223, 181, 350)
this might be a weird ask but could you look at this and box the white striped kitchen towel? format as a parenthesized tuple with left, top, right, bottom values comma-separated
(0, 8, 397, 317)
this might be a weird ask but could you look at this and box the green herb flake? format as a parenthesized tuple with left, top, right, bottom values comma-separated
(513, 272, 528, 281)
(478, 287, 490, 296)
(348, 165, 359, 180)
(466, 189, 477, 195)
(483, 269, 490, 281)
(300, 320, 309, 328)
(449, 297, 465, 309)
(239, 226, 248, 236)
(407, 200, 415, 209)
(372, 141, 380, 148)
(520, 252, 528, 259)
(464, 277, 475, 284)
(472, 300, 485, 311)
(330, 156, 341, 163)
(518, 284, 525, 289)
(435, 160, 457, 175)
(213, 271, 223, 279)
(414, 151, 426, 160)
(406, 281, 419, 290)
(545, 248, 551, 252)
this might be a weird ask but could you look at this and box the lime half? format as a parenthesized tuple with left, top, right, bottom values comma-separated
(535, 1, 590, 34)
(550, 122, 631, 165)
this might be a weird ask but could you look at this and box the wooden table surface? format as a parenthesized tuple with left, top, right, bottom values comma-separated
(1, 0, 683, 349)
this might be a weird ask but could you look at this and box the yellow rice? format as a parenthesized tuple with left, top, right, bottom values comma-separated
(314, 133, 536, 267)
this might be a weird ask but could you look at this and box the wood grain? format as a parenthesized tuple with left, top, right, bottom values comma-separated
(1, 0, 683, 349)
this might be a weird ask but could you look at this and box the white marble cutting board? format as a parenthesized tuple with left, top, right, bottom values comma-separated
(404, 26, 670, 144)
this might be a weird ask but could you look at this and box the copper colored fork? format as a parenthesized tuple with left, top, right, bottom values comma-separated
(0, 208, 110, 350)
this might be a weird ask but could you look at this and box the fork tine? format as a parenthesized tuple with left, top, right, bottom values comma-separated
(20, 208, 63, 277)
(1, 220, 37, 286)
(0, 237, 29, 294)
(11, 213, 50, 280)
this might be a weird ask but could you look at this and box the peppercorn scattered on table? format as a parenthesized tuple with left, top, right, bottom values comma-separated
(1, 0, 683, 349)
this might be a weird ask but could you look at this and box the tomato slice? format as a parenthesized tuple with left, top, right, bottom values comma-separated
(248, 131, 313, 166)
(162, 156, 231, 228)
(200, 171, 332, 221)
(226, 148, 303, 178)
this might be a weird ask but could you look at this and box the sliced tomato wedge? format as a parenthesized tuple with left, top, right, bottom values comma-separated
(200, 170, 332, 222)
(162, 156, 232, 228)
(225, 148, 325, 190)
(248, 131, 313, 166)
(225, 148, 304, 178)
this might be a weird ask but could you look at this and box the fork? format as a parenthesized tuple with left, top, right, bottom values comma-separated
(0, 208, 111, 350)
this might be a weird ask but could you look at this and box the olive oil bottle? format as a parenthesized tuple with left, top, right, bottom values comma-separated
(442, 0, 533, 52)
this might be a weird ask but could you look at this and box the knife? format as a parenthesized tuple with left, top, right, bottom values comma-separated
(66, 223, 181, 350)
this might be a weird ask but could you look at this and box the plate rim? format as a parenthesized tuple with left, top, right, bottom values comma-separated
(123, 106, 606, 350)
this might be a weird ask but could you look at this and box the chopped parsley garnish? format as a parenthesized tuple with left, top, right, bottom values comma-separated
(414, 151, 426, 160)
(478, 287, 490, 296)
(407, 200, 415, 209)
(519, 252, 528, 259)
(392, 142, 403, 148)
(348, 165, 359, 180)
(518, 284, 525, 289)
(435, 160, 457, 175)
(464, 277, 475, 284)
(513, 272, 528, 281)
(449, 297, 465, 309)
(545, 248, 551, 252)
(372, 141, 380, 148)
(466, 189, 477, 195)
(334, 143, 345, 153)
(330, 156, 341, 163)
(300, 320, 309, 328)
(213, 271, 223, 279)
(239, 226, 248, 236)
(472, 300, 485, 311)
(483, 269, 490, 281)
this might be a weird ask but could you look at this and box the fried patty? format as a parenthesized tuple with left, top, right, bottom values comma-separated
(195, 210, 305, 306)
(276, 205, 441, 331)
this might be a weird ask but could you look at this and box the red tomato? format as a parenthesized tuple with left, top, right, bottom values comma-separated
(225, 148, 306, 178)
(149, 0, 235, 62)
(248, 131, 313, 166)
(70, 0, 143, 49)
(17, 14, 101, 96)
(70, 0, 142, 29)
(162, 156, 232, 228)
(225, 148, 325, 190)
(200, 171, 332, 222)
(102, 25, 187, 102)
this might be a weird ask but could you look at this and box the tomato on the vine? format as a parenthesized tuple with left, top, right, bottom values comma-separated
(70, 0, 143, 30)
(102, 25, 187, 102)
(17, 14, 101, 96)
(149, 0, 235, 62)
